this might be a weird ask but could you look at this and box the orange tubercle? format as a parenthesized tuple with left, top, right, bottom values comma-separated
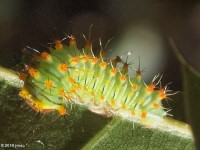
(41, 52, 51, 61)
(58, 88, 65, 97)
(100, 95, 104, 101)
(67, 77, 75, 83)
(19, 88, 30, 99)
(22, 98, 52, 114)
(111, 99, 116, 105)
(69, 35, 76, 46)
(83, 86, 88, 92)
(34, 100, 46, 112)
(158, 88, 167, 100)
(24, 97, 67, 115)
(147, 83, 155, 93)
(70, 57, 79, 65)
(71, 85, 81, 92)
(100, 61, 107, 69)
(90, 57, 99, 64)
(153, 102, 159, 108)
(131, 110, 135, 116)
(85, 40, 92, 50)
(33, 100, 61, 114)
(132, 84, 138, 91)
(55, 40, 63, 50)
(59, 63, 68, 72)
(81, 55, 89, 62)
(121, 103, 126, 110)
(141, 111, 147, 119)
(18, 72, 27, 81)
(57, 105, 67, 115)
(28, 67, 39, 78)
(33, 54, 40, 61)
(44, 80, 54, 89)
(110, 68, 118, 75)
(90, 90, 95, 96)
(120, 75, 126, 82)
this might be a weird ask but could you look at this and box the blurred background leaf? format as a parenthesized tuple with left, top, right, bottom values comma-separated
(169, 38, 200, 150)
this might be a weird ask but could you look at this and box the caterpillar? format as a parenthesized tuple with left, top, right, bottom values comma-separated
(18, 34, 172, 125)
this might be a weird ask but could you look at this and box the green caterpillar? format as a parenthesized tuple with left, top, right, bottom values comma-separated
(19, 35, 171, 125)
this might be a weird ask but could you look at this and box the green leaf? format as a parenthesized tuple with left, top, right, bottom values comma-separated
(183, 64, 200, 150)
(0, 66, 195, 149)
(0, 76, 110, 149)
(82, 117, 193, 150)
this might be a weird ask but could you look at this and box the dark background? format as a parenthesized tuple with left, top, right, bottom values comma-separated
(0, 0, 199, 122)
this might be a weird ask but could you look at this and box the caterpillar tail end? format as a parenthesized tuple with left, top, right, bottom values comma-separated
(19, 88, 67, 116)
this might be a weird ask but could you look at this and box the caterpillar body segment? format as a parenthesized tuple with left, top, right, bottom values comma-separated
(19, 35, 171, 125)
